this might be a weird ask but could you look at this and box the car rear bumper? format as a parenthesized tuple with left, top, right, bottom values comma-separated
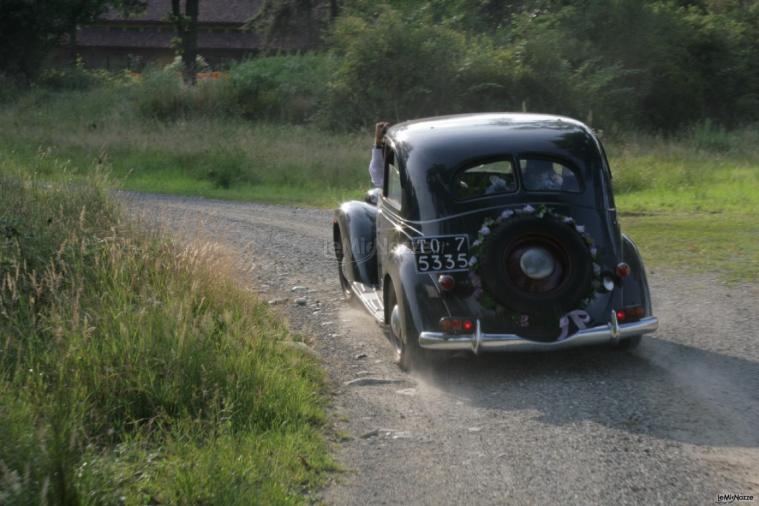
(418, 316, 658, 354)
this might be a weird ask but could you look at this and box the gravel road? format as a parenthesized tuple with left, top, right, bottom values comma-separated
(123, 192, 759, 506)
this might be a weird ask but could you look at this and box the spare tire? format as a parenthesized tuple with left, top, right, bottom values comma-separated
(480, 215, 593, 316)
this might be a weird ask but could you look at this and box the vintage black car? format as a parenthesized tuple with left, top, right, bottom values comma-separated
(333, 113, 658, 369)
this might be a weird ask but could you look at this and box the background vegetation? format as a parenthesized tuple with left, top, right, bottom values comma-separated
(0, 167, 334, 504)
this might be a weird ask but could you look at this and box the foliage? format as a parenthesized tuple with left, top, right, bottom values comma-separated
(163, 54, 210, 73)
(229, 53, 337, 122)
(133, 70, 235, 121)
(0, 168, 333, 504)
(324, 0, 759, 131)
(0, 0, 144, 80)
(37, 57, 126, 90)
(325, 8, 468, 125)
(246, 0, 340, 49)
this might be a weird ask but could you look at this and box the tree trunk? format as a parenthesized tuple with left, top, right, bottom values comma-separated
(182, 0, 199, 85)
(69, 24, 78, 64)
(329, 0, 339, 21)
(171, 0, 199, 85)
(303, 0, 313, 47)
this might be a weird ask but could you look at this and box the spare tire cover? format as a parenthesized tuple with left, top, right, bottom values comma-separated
(480, 216, 593, 315)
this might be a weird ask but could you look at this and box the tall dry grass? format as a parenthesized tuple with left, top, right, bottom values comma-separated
(0, 169, 333, 504)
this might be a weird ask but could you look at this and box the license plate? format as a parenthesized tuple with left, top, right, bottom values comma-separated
(412, 235, 470, 273)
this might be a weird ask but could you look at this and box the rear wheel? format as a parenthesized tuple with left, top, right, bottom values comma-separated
(387, 283, 424, 371)
(335, 230, 354, 301)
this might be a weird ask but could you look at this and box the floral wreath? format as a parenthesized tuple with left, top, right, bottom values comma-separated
(467, 204, 603, 340)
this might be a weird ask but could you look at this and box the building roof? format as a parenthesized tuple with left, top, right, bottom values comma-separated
(75, 0, 275, 51)
(105, 0, 263, 24)
(76, 27, 261, 50)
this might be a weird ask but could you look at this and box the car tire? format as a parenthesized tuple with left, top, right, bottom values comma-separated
(613, 334, 642, 350)
(335, 233, 354, 302)
(387, 282, 425, 372)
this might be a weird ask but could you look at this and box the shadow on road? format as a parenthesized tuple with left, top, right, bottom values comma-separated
(418, 336, 759, 448)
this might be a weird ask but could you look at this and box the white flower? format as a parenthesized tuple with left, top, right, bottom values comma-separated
(469, 256, 478, 266)
(472, 239, 481, 247)
(479, 225, 490, 236)
(575, 225, 585, 233)
(522, 205, 535, 214)
(500, 209, 514, 220)
(590, 246, 598, 257)
(562, 216, 575, 225)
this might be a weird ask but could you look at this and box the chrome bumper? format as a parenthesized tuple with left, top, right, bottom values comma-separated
(418, 316, 658, 354)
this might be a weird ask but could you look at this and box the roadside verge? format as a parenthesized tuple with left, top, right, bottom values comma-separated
(0, 171, 334, 504)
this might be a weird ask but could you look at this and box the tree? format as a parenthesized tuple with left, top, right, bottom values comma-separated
(245, 0, 340, 50)
(0, 0, 144, 80)
(169, 0, 200, 85)
(62, 0, 145, 63)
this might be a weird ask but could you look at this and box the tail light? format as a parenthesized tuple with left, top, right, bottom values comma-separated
(616, 262, 631, 278)
(438, 274, 456, 291)
(615, 306, 645, 323)
(440, 317, 475, 334)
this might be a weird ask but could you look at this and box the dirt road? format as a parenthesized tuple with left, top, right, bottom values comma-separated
(123, 192, 759, 505)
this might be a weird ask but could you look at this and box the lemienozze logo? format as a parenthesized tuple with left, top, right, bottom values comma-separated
(716, 493, 755, 504)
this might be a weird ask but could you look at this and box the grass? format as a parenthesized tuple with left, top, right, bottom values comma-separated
(0, 87, 369, 207)
(1, 86, 758, 280)
(607, 131, 759, 280)
(0, 166, 334, 504)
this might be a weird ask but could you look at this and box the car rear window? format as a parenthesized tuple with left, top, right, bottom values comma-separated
(454, 159, 517, 200)
(518, 157, 581, 192)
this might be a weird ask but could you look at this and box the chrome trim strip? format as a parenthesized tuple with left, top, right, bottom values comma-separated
(418, 316, 658, 352)
(382, 201, 598, 227)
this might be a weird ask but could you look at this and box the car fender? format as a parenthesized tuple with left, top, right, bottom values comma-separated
(385, 245, 448, 339)
(333, 201, 378, 286)
(621, 233, 653, 315)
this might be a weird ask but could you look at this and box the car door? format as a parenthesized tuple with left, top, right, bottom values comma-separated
(376, 144, 404, 286)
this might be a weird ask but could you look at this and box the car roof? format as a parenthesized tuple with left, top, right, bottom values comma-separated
(388, 113, 591, 154)
(388, 113, 596, 164)
(385, 113, 607, 219)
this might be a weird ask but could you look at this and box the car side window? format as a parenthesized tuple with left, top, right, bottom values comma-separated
(454, 159, 517, 200)
(519, 157, 581, 193)
(385, 154, 402, 210)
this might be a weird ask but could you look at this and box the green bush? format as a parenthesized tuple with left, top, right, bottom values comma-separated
(229, 53, 336, 122)
(134, 70, 234, 121)
(37, 65, 112, 91)
(326, 9, 467, 127)
(323, 1, 759, 131)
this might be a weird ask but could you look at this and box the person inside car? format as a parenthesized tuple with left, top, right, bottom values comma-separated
(523, 159, 564, 191)
(369, 121, 391, 188)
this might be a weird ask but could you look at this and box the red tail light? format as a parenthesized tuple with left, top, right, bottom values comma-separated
(438, 274, 456, 291)
(616, 262, 631, 278)
(439, 317, 475, 334)
(615, 306, 644, 323)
